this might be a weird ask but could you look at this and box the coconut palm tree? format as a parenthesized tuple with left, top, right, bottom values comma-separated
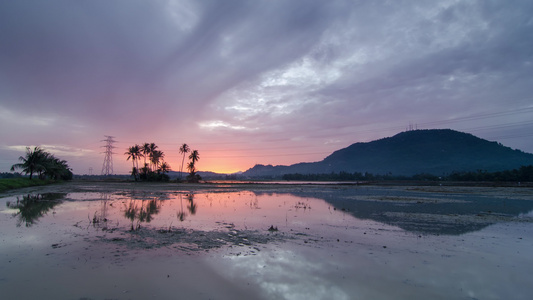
(11, 147, 72, 180)
(189, 150, 200, 165)
(185, 150, 200, 182)
(148, 143, 158, 171)
(141, 143, 150, 170)
(159, 161, 171, 174)
(186, 161, 196, 174)
(125, 145, 142, 180)
(11, 147, 47, 179)
(150, 150, 164, 172)
(178, 143, 190, 180)
(43, 156, 72, 180)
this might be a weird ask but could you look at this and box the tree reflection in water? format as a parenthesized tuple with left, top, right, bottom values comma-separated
(177, 194, 187, 222)
(175, 193, 198, 223)
(123, 194, 163, 231)
(186, 193, 197, 215)
(6, 193, 66, 227)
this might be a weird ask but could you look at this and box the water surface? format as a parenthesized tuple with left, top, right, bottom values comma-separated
(1, 182, 532, 299)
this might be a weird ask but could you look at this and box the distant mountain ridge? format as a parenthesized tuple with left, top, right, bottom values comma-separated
(243, 129, 533, 177)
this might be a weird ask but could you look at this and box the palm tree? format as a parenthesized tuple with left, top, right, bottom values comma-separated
(141, 143, 150, 170)
(178, 143, 190, 180)
(11, 147, 72, 180)
(11, 147, 47, 179)
(125, 145, 142, 180)
(148, 143, 158, 171)
(159, 161, 171, 174)
(186, 150, 200, 182)
(43, 156, 72, 180)
(189, 150, 200, 165)
(150, 150, 164, 172)
(186, 161, 196, 175)
(36, 151, 53, 179)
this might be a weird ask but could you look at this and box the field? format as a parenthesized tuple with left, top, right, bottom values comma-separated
(0, 178, 57, 193)
(1, 181, 532, 299)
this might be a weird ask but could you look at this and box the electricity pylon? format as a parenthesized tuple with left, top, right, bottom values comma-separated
(101, 136, 117, 176)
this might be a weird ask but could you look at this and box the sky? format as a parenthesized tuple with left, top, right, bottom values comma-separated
(1, 0, 533, 175)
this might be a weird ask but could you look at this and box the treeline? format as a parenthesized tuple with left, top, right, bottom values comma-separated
(282, 165, 533, 182)
(282, 171, 439, 181)
(10, 147, 73, 180)
(124, 142, 201, 182)
(125, 143, 171, 182)
(0, 172, 22, 179)
(448, 165, 533, 182)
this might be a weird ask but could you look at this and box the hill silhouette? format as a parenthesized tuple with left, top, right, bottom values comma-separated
(243, 129, 533, 177)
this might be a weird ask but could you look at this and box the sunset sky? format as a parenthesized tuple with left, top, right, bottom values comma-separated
(1, 1, 532, 175)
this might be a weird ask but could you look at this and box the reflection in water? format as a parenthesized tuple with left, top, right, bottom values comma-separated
(122, 194, 163, 230)
(2, 186, 532, 300)
(90, 193, 111, 230)
(6, 193, 66, 227)
(6, 188, 531, 237)
(186, 194, 197, 215)
(176, 194, 190, 222)
(278, 187, 533, 235)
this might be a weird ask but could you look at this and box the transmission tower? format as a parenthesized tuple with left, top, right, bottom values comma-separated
(101, 136, 117, 176)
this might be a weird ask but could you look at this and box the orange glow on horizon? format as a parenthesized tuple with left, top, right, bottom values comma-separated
(113, 145, 332, 175)
(196, 155, 251, 174)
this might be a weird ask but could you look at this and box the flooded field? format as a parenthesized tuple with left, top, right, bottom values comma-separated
(1, 181, 532, 300)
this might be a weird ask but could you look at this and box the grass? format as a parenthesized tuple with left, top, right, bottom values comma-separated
(0, 178, 57, 193)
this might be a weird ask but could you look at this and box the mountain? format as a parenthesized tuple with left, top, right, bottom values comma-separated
(243, 129, 533, 177)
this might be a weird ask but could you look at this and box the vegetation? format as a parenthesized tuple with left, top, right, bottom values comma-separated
(282, 172, 439, 181)
(0, 178, 56, 193)
(125, 142, 171, 182)
(178, 143, 190, 180)
(10, 147, 73, 180)
(125, 145, 142, 181)
(448, 165, 533, 182)
(282, 165, 533, 182)
(186, 149, 201, 182)
(0, 172, 22, 179)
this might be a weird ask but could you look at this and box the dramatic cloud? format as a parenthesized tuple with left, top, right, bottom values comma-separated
(1, 0, 532, 174)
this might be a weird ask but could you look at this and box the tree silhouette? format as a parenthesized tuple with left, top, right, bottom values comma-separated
(125, 145, 142, 181)
(150, 150, 164, 171)
(148, 143, 158, 171)
(189, 150, 200, 165)
(178, 143, 190, 181)
(43, 156, 72, 180)
(186, 150, 201, 182)
(11, 147, 47, 179)
(141, 143, 150, 170)
(159, 161, 171, 174)
(126, 142, 169, 182)
(11, 147, 72, 180)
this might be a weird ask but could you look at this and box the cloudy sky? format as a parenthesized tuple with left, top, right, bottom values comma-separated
(1, 0, 532, 175)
